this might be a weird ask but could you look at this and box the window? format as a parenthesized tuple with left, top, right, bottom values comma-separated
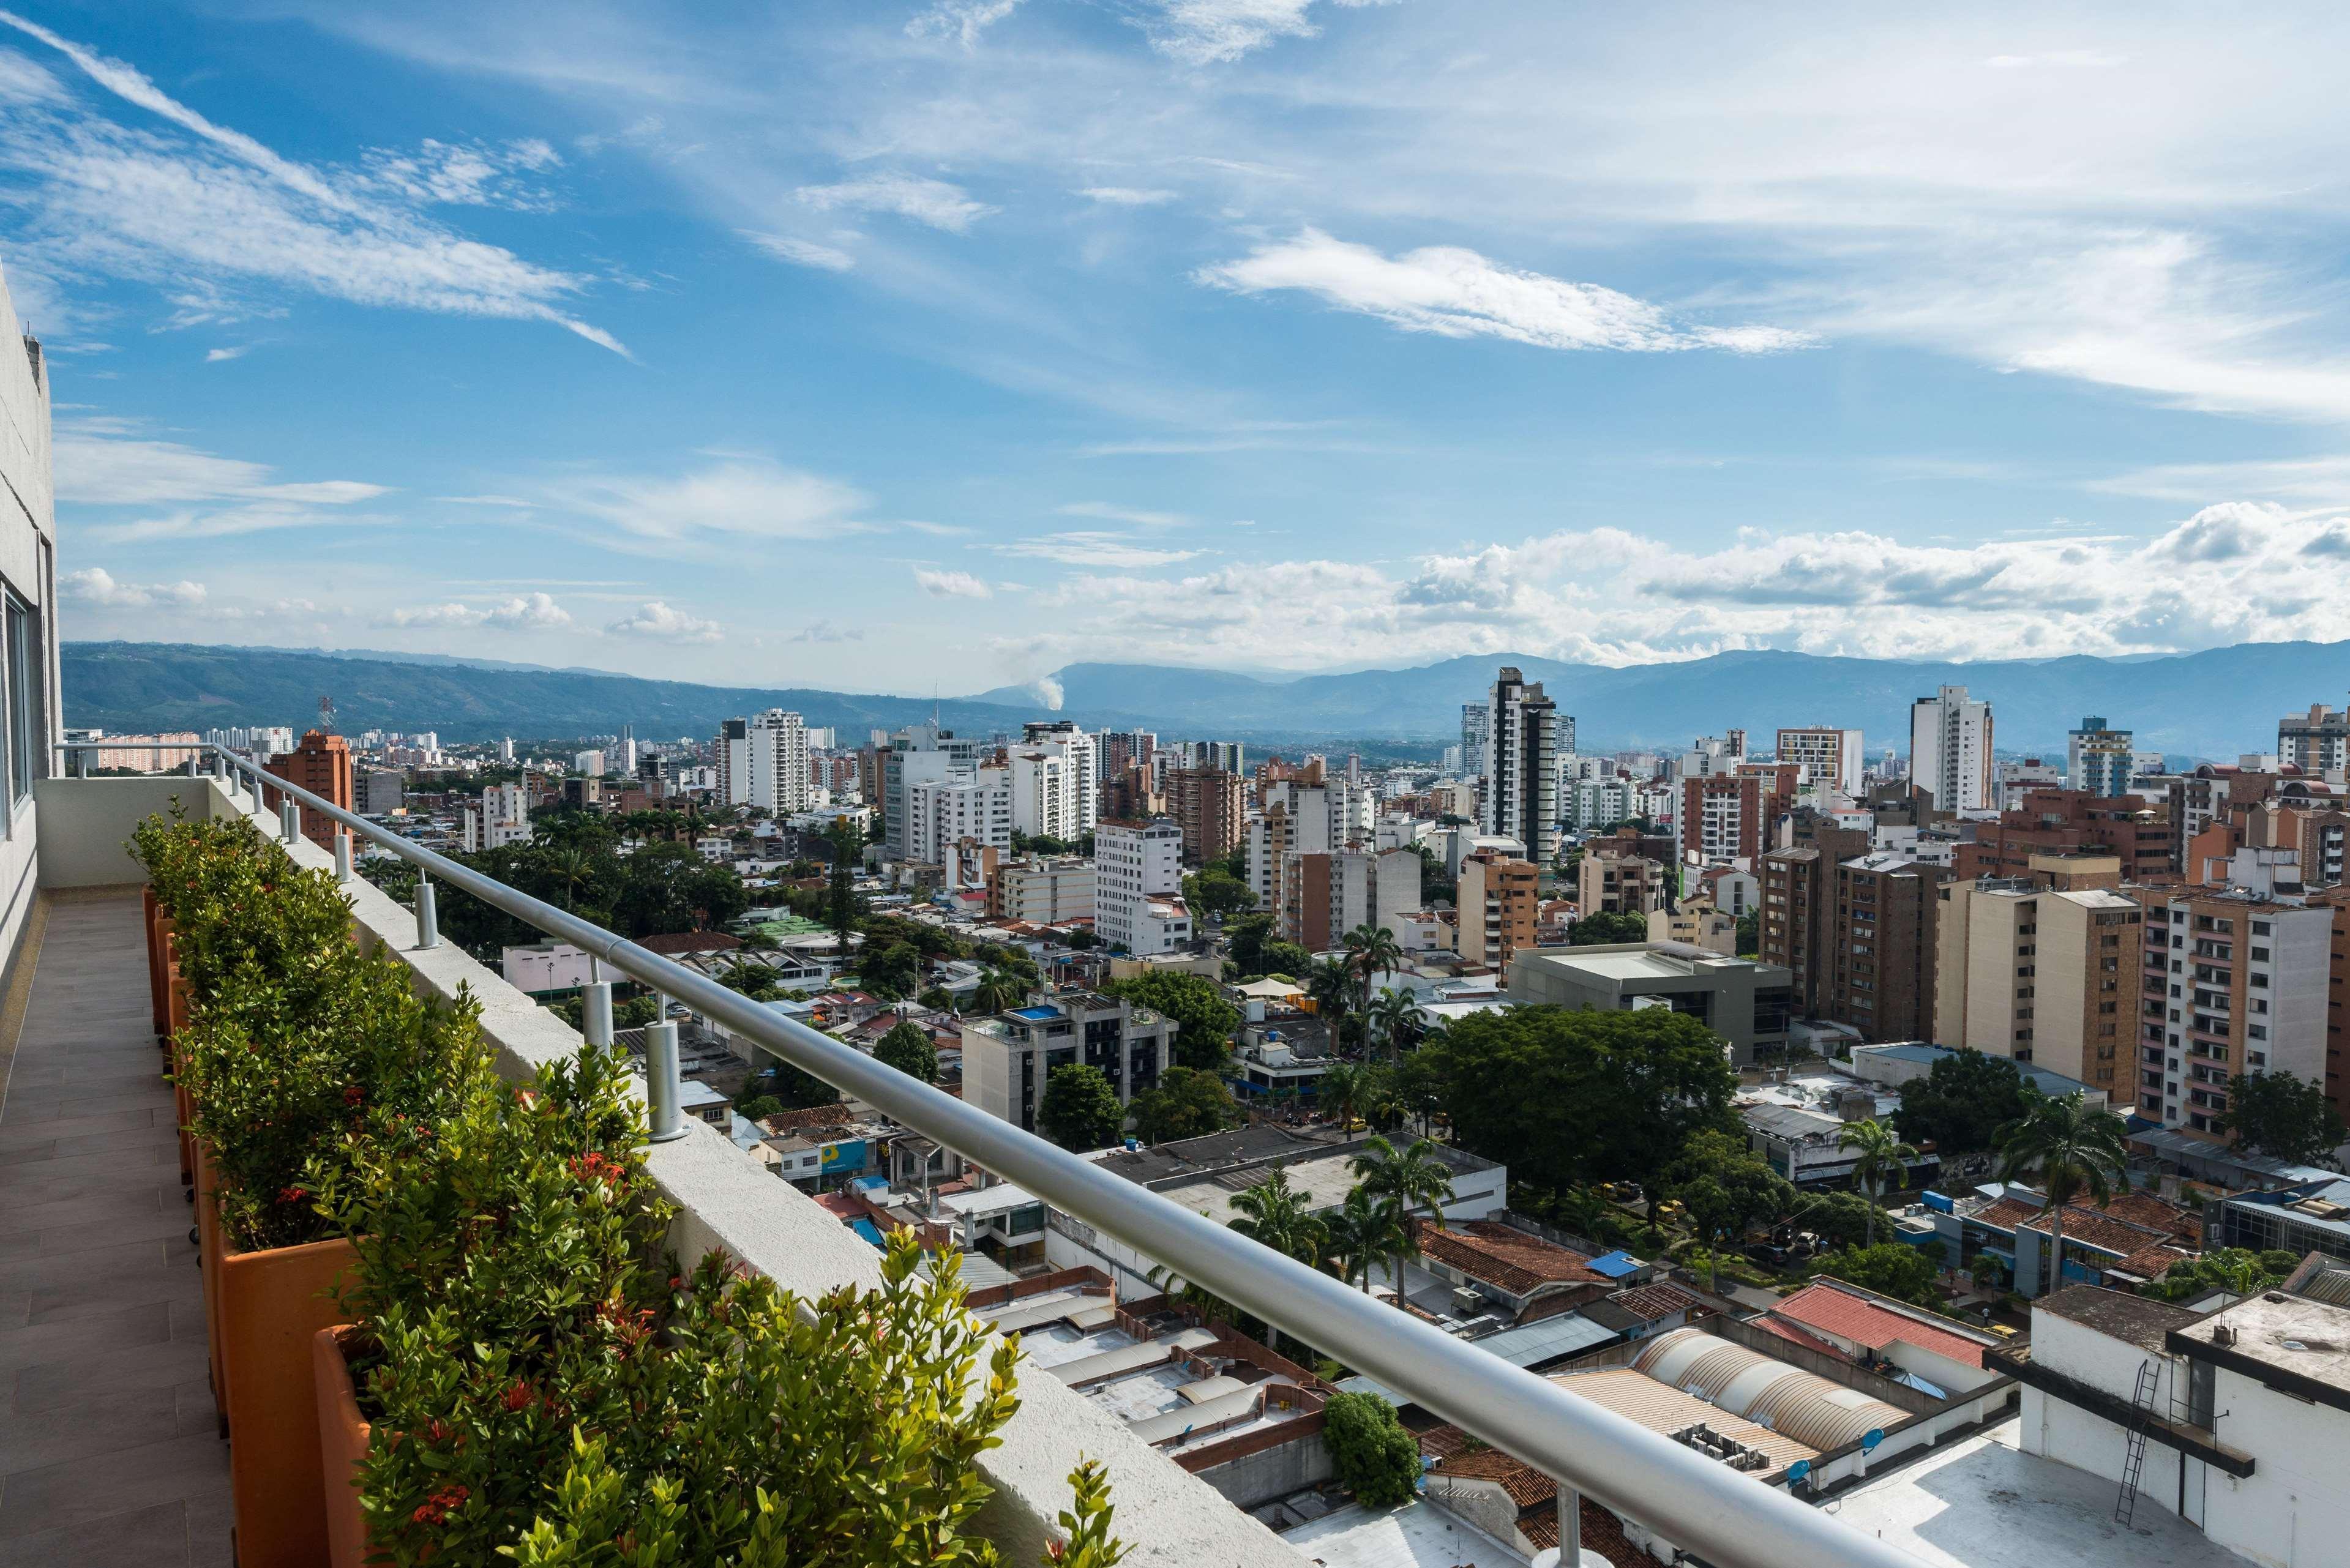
(4, 591, 38, 810)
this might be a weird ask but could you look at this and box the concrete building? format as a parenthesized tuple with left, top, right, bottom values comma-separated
(1164, 766, 1244, 866)
(1095, 817, 1191, 954)
(1457, 849, 1539, 969)
(905, 767, 1012, 867)
(1459, 701, 1489, 780)
(1830, 851, 1948, 1043)
(1506, 944, 1794, 1065)
(714, 717, 752, 805)
(462, 780, 533, 852)
(1647, 896, 1736, 954)
(2279, 695, 2349, 775)
(1680, 765, 1795, 868)
(1244, 779, 1368, 913)
(1480, 666, 1559, 866)
(1909, 684, 1994, 813)
(1996, 755, 2067, 810)
(1775, 725, 1865, 797)
(1007, 747, 1079, 843)
(987, 856, 1096, 923)
(263, 730, 354, 848)
(1954, 787, 2174, 884)
(1020, 721, 1098, 837)
(960, 991, 1175, 1137)
(1936, 876, 2142, 1100)
(748, 708, 812, 816)
(2135, 886, 2332, 1137)
(1277, 845, 1422, 954)
(1577, 842, 1668, 916)
(2004, 1276, 2350, 1568)
(1565, 773, 1637, 833)
(357, 765, 404, 816)
(572, 748, 606, 778)
(2067, 715, 2135, 797)
(0, 266, 59, 979)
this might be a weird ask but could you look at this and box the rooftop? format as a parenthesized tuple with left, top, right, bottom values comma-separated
(2170, 1288, 2350, 1398)
(1773, 1280, 2003, 1369)
(2032, 1285, 2206, 1356)
(1279, 1498, 1530, 1568)
(1413, 1220, 1606, 1299)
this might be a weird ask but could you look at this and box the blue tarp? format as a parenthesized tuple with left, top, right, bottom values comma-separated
(848, 1219, 885, 1247)
(1586, 1250, 1641, 1279)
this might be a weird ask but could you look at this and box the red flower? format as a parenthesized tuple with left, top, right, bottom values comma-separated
(277, 1185, 307, 1205)
(343, 1085, 364, 1107)
(411, 1501, 446, 1526)
(502, 1379, 534, 1413)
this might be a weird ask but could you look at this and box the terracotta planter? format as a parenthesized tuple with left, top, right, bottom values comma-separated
(193, 1144, 226, 1430)
(312, 1325, 374, 1568)
(212, 1209, 357, 1568)
(143, 889, 167, 1036)
(171, 1034, 193, 1190)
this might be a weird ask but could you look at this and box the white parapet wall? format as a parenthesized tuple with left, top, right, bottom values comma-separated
(144, 779, 1308, 1567)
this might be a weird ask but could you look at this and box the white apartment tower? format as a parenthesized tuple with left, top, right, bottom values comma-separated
(747, 709, 811, 815)
(462, 782, 531, 853)
(1775, 726, 1866, 797)
(715, 717, 753, 806)
(905, 766, 1012, 865)
(1481, 666, 1559, 865)
(1095, 818, 1192, 954)
(1020, 721, 1098, 835)
(2279, 696, 2350, 775)
(1008, 748, 1081, 842)
(1908, 684, 1993, 813)
(2067, 715, 2135, 797)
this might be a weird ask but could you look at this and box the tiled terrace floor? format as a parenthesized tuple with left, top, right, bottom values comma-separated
(0, 890, 231, 1566)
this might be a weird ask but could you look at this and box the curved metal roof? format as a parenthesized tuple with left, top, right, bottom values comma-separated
(1632, 1327, 1906, 1453)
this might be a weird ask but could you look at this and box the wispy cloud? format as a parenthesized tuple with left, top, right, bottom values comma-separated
(913, 567, 992, 598)
(1079, 186, 1177, 206)
(742, 232, 855, 271)
(357, 136, 563, 210)
(605, 600, 724, 642)
(203, 345, 246, 362)
(1056, 500, 1186, 527)
(531, 457, 869, 551)
(995, 532, 1203, 568)
(1199, 230, 1813, 355)
(907, 0, 1024, 47)
(380, 592, 571, 630)
(0, 12, 624, 353)
(1132, 0, 1404, 64)
(795, 173, 993, 233)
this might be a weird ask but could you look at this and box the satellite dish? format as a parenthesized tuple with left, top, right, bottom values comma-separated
(1786, 1459, 1812, 1484)
(1860, 1428, 1885, 1452)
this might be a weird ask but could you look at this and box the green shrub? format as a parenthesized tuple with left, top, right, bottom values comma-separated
(1322, 1390, 1421, 1507)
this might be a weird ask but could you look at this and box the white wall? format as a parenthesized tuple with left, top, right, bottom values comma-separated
(0, 263, 56, 1002)
(2199, 1365, 2350, 1568)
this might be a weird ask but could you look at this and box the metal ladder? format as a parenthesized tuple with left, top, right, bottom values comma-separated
(2115, 1359, 2158, 1525)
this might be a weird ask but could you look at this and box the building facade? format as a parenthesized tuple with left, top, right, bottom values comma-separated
(1165, 766, 1244, 867)
(2067, 715, 2135, 797)
(1936, 877, 2142, 1100)
(1095, 818, 1192, 954)
(1481, 667, 1559, 866)
(987, 856, 1096, 923)
(2135, 887, 2331, 1137)
(2280, 696, 2349, 775)
(747, 709, 811, 816)
(960, 993, 1176, 1136)
(1909, 684, 1994, 813)
(1457, 849, 1539, 969)
(263, 730, 354, 848)
(1775, 726, 1866, 797)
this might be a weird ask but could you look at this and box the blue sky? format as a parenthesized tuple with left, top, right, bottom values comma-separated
(9, 1, 2350, 700)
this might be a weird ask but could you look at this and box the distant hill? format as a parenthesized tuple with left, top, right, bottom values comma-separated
(61, 638, 2350, 757)
(61, 643, 1035, 744)
(971, 643, 2350, 758)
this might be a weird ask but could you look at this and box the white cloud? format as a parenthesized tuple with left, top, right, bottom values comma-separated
(913, 567, 992, 598)
(1000, 502, 2350, 672)
(1079, 186, 1177, 206)
(202, 345, 246, 362)
(0, 13, 622, 353)
(1055, 500, 1186, 527)
(53, 422, 389, 543)
(605, 600, 724, 643)
(533, 457, 869, 550)
(795, 173, 994, 233)
(907, 0, 1024, 47)
(994, 531, 1203, 568)
(380, 592, 572, 630)
(59, 567, 204, 608)
(1134, 0, 1402, 64)
(742, 232, 856, 271)
(357, 138, 563, 209)
(1199, 230, 1812, 355)
(787, 619, 865, 643)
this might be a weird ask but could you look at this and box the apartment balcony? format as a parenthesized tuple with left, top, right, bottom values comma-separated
(7, 766, 1927, 1568)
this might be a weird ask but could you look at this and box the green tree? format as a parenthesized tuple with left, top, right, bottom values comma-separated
(1568, 911, 1648, 946)
(1128, 1066, 1239, 1144)
(1417, 844, 1451, 905)
(610, 841, 749, 937)
(859, 941, 922, 1001)
(1421, 1006, 1740, 1195)
(1039, 1064, 1126, 1151)
(2153, 1247, 2296, 1303)
(1894, 1048, 2030, 1155)
(1349, 1135, 1456, 1226)
(1366, 986, 1428, 1062)
(1998, 1086, 2133, 1292)
(1814, 1242, 1939, 1307)
(1260, 941, 1314, 980)
(2217, 1070, 2347, 1166)
(1734, 911, 1759, 958)
(1555, 1187, 1620, 1249)
(1321, 1392, 1421, 1507)
(741, 1060, 841, 1113)
(1225, 913, 1276, 977)
(1229, 1170, 1327, 1272)
(1317, 1061, 1368, 1127)
(1102, 971, 1240, 1072)
(970, 968, 1028, 1015)
(1838, 1119, 1920, 1246)
(873, 1020, 939, 1084)
(1665, 1129, 1796, 1246)
(1323, 1187, 1401, 1292)
(734, 1094, 783, 1122)
(917, 985, 956, 1012)
(823, 817, 863, 942)
(1799, 1189, 1893, 1252)
(1307, 957, 1355, 1032)
(1183, 867, 1255, 920)
(1342, 923, 1404, 1038)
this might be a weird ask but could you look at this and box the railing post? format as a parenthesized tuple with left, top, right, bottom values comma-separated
(582, 980, 614, 1048)
(645, 1015, 686, 1143)
(1554, 1479, 1582, 1568)
(280, 799, 301, 843)
(334, 829, 353, 883)
(414, 874, 440, 950)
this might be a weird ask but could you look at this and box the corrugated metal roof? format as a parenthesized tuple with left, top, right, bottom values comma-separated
(1549, 1367, 1819, 1476)
(1631, 1327, 1906, 1452)
(1463, 1312, 1620, 1367)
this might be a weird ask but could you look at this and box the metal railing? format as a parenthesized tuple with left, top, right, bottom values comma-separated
(59, 741, 1925, 1568)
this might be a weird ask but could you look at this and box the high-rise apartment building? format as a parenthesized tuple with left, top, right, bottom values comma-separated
(1481, 667, 1559, 865)
(1680, 764, 1796, 868)
(1909, 684, 1994, 813)
(905, 766, 1011, 865)
(1937, 872, 2141, 1100)
(1955, 788, 2174, 884)
(1458, 849, 1540, 969)
(263, 730, 354, 848)
(2067, 716, 2135, 797)
(1008, 748, 1079, 843)
(572, 749, 606, 778)
(2279, 696, 2349, 775)
(1775, 726, 1866, 797)
(1757, 824, 1874, 1019)
(986, 856, 1096, 922)
(1095, 818, 1192, 954)
(715, 717, 752, 806)
(1461, 703, 1491, 780)
(1554, 712, 1577, 761)
(2135, 888, 2332, 1137)
(462, 780, 531, 852)
(1093, 730, 1156, 795)
(1828, 853, 1947, 1042)
(357, 766, 404, 818)
(747, 709, 811, 816)
(1020, 722, 1098, 836)
(1246, 778, 1371, 911)
(1166, 766, 1245, 867)
(1278, 845, 1422, 953)
(1578, 844, 1668, 916)
(498, 737, 515, 764)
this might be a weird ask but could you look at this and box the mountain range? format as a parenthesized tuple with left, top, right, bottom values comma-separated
(60, 640, 2350, 759)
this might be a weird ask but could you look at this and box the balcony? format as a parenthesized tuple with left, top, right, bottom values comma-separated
(7, 761, 1925, 1568)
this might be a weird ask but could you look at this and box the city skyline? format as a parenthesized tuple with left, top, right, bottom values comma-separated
(12, 4, 2350, 692)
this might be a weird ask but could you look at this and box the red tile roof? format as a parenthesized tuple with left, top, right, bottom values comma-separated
(1606, 1282, 1708, 1323)
(1773, 1282, 1994, 1368)
(1748, 1313, 1845, 1359)
(1413, 1220, 1606, 1299)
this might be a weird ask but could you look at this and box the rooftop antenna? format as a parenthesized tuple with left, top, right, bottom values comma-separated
(317, 694, 336, 733)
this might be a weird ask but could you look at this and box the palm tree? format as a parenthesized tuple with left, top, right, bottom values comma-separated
(1229, 1170, 1327, 1272)
(1306, 957, 1355, 1033)
(1838, 1119, 1920, 1247)
(1366, 986, 1427, 1064)
(1325, 1187, 1404, 1294)
(1557, 1187, 1615, 1248)
(1342, 924, 1404, 1031)
(1317, 1061, 1367, 1127)
(1997, 1086, 2132, 1293)
(969, 968, 1027, 1015)
(1349, 1135, 1457, 1230)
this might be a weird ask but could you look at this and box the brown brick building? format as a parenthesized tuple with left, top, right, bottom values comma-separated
(1164, 766, 1244, 867)
(1759, 832, 1945, 1040)
(1681, 763, 1798, 867)
(262, 730, 353, 848)
(1951, 788, 2172, 884)
(1458, 849, 1540, 970)
(1757, 824, 1871, 1018)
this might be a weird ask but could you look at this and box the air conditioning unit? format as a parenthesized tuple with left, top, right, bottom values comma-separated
(1451, 1286, 1483, 1315)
